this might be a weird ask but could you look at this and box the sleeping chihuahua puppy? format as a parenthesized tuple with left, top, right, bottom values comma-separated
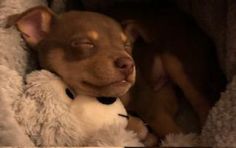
(7, 6, 135, 98)
(7, 5, 153, 144)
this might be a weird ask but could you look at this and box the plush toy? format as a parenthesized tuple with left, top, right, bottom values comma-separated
(13, 70, 143, 146)
(67, 90, 129, 136)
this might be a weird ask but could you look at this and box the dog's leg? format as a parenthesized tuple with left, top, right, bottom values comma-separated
(148, 82, 183, 136)
(126, 52, 183, 138)
(151, 112, 182, 137)
(161, 53, 210, 125)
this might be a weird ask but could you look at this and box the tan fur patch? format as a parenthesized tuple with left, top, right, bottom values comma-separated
(121, 33, 127, 42)
(88, 31, 99, 40)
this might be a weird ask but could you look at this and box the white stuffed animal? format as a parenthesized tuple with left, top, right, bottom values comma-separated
(68, 90, 129, 136)
(13, 70, 143, 146)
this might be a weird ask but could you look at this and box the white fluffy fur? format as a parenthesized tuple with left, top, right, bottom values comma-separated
(13, 70, 87, 146)
(0, 66, 33, 146)
(161, 133, 199, 147)
(201, 76, 236, 147)
(0, 0, 47, 76)
(0, 0, 46, 146)
(13, 70, 143, 146)
(70, 95, 128, 135)
(87, 125, 143, 146)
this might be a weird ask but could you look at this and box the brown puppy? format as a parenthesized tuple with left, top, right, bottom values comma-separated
(8, 6, 136, 98)
(8, 6, 153, 142)
(8, 6, 155, 143)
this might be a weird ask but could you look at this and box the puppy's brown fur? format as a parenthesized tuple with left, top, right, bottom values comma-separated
(7, 6, 136, 98)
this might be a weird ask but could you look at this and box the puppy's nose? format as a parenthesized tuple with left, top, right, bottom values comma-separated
(115, 57, 134, 75)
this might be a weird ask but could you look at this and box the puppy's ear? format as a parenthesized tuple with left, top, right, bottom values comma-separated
(6, 6, 55, 46)
(122, 20, 151, 43)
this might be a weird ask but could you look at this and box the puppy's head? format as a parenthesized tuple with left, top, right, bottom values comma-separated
(9, 6, 136, 97)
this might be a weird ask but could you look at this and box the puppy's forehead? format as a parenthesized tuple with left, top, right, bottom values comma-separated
(51, 11, 128, 41)
(58, 11, 122, 31)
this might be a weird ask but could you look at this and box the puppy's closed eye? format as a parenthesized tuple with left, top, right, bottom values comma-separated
(71, 40, 95, 50)
(64, 39, 96, 61)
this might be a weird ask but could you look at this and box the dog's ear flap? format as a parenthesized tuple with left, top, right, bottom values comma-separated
(122, 20, 151, 43)
(6, 6, 55, 46)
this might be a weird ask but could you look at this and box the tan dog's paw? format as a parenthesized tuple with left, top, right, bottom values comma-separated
(127, 115, 158, 146)
(127, 115, 148, 140)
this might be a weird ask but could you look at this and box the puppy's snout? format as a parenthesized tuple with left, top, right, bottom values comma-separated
(115, 57, 134, 75)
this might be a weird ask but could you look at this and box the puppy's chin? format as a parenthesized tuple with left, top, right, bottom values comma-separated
(74, 81, 133, 97)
